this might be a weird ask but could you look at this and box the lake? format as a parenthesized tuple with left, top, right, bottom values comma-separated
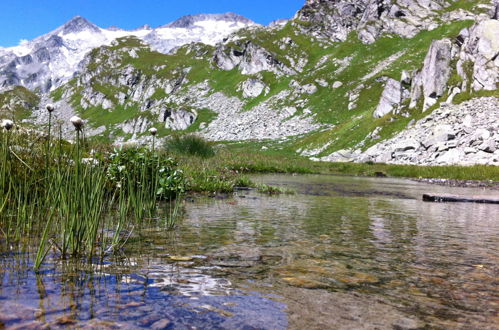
(1, 174, 498, 329)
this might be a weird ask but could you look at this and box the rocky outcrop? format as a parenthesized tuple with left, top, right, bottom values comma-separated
(407, 18, 499, 110)
(458, 19, 499, 91)
(294, 0, 365, 42)
(294, 0, 480, 45)
(373, 78, 402, 118)
(407, 39, 454, 110)
(320, 97, 499, 166)
(159, 109, 197, 131)
(420, 39, 453, 111)
(214, 42, 295, 76)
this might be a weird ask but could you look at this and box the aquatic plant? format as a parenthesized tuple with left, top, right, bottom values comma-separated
(0, 117, 185, 270)
(256, 184, 295, 195)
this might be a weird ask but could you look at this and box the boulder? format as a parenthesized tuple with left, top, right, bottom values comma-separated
(316, 79, 329, 87)
(373, 78, 402, 118)
(465, 20, 499, 91)
(421, 39, 453, 111)
(393, 138, 420, 153)
(302, 83, 318, 95)
(161, 109, 197, 131)
(433, 124, 456, 142)
(437, 149, 463, 164)
(241, 79, 267, 98)
(332, 81, 343, 89)
(479, 139, 497, 153)
(401, 70, 412, 85)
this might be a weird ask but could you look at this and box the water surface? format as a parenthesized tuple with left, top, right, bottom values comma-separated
(1, 175, 498, 329)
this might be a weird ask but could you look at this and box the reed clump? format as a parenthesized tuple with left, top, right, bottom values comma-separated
(0, 118, 185, 270)
(164, 134, 216, 158)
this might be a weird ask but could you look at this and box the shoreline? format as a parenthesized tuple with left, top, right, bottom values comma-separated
(413, 177, 499, 190)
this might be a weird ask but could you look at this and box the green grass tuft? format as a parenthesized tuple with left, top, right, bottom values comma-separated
(165, 135, 216, 158)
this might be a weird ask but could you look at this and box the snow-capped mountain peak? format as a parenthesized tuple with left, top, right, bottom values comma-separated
(166, 12, 256, 28)
(58, 16, 101, 35)
(0, 13, 256, 93)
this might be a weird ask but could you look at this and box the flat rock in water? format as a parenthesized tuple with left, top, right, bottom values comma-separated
(423, 194, 499, 204)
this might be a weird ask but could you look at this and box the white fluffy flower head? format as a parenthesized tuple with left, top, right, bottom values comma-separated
(70, 116, 84, 130)
(1, 119, 14, 131)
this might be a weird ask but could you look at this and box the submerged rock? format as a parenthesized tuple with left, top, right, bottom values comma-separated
(209, 246, 262, 268)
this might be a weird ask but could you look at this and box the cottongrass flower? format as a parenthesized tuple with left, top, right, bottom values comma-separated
(46, 104, 55, 113)
(70, 116, 84, 131)
(1, 119, 14, 131)
(82, 158, 99, 166)
(149, 127, 158, 151)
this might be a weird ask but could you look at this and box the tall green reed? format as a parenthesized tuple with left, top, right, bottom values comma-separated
(0, 117, 185, 270)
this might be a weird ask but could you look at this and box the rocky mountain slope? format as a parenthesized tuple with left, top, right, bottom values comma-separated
(0, 14, 257, 93)
(1, 0, 498, 166)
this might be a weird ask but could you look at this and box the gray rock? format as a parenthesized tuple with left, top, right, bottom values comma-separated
(374, 78, 402, 118)
(161, 109, 197, 131)
(401, 70, 412, 85)
(437, 149, 463, 164)
(474, 128, 491, 141)
(445, 87, 461, 104)
(214, 42, 295, 76)
(462, 20, 499, 91)
(241, 79, 267, 98)
(301, 83, 318, 95)
(316, 79, 328, 87)
(321, 97, 499, 166)
(393, 139, 420, 153)
(464, 147, 477, 154)
(421, 39, 453, 111)
(332, 81, 343, 89)
(433, 124, 456, 142)
(295, 0, 448, 45)
(479, 139, 497, 153)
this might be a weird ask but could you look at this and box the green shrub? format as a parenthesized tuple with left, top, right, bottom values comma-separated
(164, 134, 215, 158)
(107, 147, 185, 201)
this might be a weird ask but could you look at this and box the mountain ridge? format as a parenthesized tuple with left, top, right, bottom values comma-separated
(0, 12, 258, 93)
(1, 0, 498, 167)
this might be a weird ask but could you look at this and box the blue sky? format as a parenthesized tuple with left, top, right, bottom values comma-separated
(0, 0, 305, 47)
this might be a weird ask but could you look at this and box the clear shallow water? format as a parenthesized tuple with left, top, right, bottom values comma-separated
(1, 175, 498, 329)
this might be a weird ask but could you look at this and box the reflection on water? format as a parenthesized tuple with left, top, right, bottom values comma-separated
(0, 175, 498, 329)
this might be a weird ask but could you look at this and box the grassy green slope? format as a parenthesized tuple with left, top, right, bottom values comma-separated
(292, 20, 478, 156)
(48, 0, 496, 153)
(0, 86, 40, 121)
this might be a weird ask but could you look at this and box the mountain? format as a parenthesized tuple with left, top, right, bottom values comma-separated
(0, 14, 257, 93)
(166, 13, 255, 28)
(1, 0, 499, 166)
